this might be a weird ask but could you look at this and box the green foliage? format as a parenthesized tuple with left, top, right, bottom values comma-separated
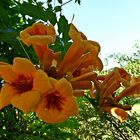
(75, 0, 81, 5)
(0, 0, 79, 64)
(58, 15, 70, 43)
(1, 99, 140, 140)
(19, 2, 57, 25)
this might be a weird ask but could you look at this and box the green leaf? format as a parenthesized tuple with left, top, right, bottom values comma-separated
(20, 2, 57, 25)
(58, 15, 67, 34)
(58, 0, 62, 4)
(62, 24, 70, 43)
(57, 15, 70, 42)
(54, 6, 62, 12)
(46, 9, 57, 25)
(28, 0, 33, 4)
(75, 0, 81, 4)
(20, 2, 45, 19)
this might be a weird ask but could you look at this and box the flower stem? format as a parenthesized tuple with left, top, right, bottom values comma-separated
(17, 37, 31, 61)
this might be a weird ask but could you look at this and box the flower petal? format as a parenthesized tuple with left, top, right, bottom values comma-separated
(12, 57, 36, 75)
(0, 62, 9, 65)
(71, 81, 92, 90)
(54, 51, 62, 67)
(28, 35, 55, 46)
(36, 107, 69, 123)
(77, 54, 103, 71)
(30, 23, 55, 36)
(114, 83, 140, 101)
(20, 23, 56, 46)
(102, 106, 128, 122)
(69, 24, 87, 41)
(71, 71, 97, 82)
(11, 91, 41, 113)
(54, 78, 74, 97)
(49, 77, 57, 85)
(58, 41, 85, 77)
(73, 90, 85, 97)
(102, 81, 120, 98)
(0, 84, 18, 109)
(110, 107, 128, 122)
(0, 64, 17, 83)
(20, 27, 31, 46)
(33, 70, 52, 94)
(35, 78, 77, 123)
(32, 45, 54, 71)
(62, 96, 78, 116)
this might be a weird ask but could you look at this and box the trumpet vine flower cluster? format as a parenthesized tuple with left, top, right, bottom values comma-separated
(0, 22, 140, 123)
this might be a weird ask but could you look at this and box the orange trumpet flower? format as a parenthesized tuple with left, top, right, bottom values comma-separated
(20, 22, 56, 72)
(0, 57, 46, 113)
(34, 77, 78, 123)
(89, 68, 132, 122)
(57, 24, 103, 78)
(20, 22, 56, 46)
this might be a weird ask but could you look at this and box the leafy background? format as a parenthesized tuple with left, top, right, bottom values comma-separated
(0, 0, 140, 139)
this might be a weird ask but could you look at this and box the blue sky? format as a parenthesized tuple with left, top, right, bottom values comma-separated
(62, 0, 140, 58)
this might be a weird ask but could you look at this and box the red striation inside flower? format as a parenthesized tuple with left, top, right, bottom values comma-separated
(29, 25, 47, 35)
(11, 74, 33, 93)
(118, 68, 130, 79)
(72, 70, 81, 77)
(45, 91, 66, 111)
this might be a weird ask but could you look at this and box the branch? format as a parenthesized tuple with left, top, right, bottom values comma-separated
(62, 0, 73, 6)
(106, 116, 129, 140)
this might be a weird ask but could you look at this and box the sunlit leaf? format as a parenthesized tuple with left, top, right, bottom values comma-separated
(58, 15, 70, 42)
(20, 2, 57, 25)
(54, 6, 62, 12)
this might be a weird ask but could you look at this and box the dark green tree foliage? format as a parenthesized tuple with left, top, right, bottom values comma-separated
(0, 0, 140, 140)
(124, 42, 140, 76)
